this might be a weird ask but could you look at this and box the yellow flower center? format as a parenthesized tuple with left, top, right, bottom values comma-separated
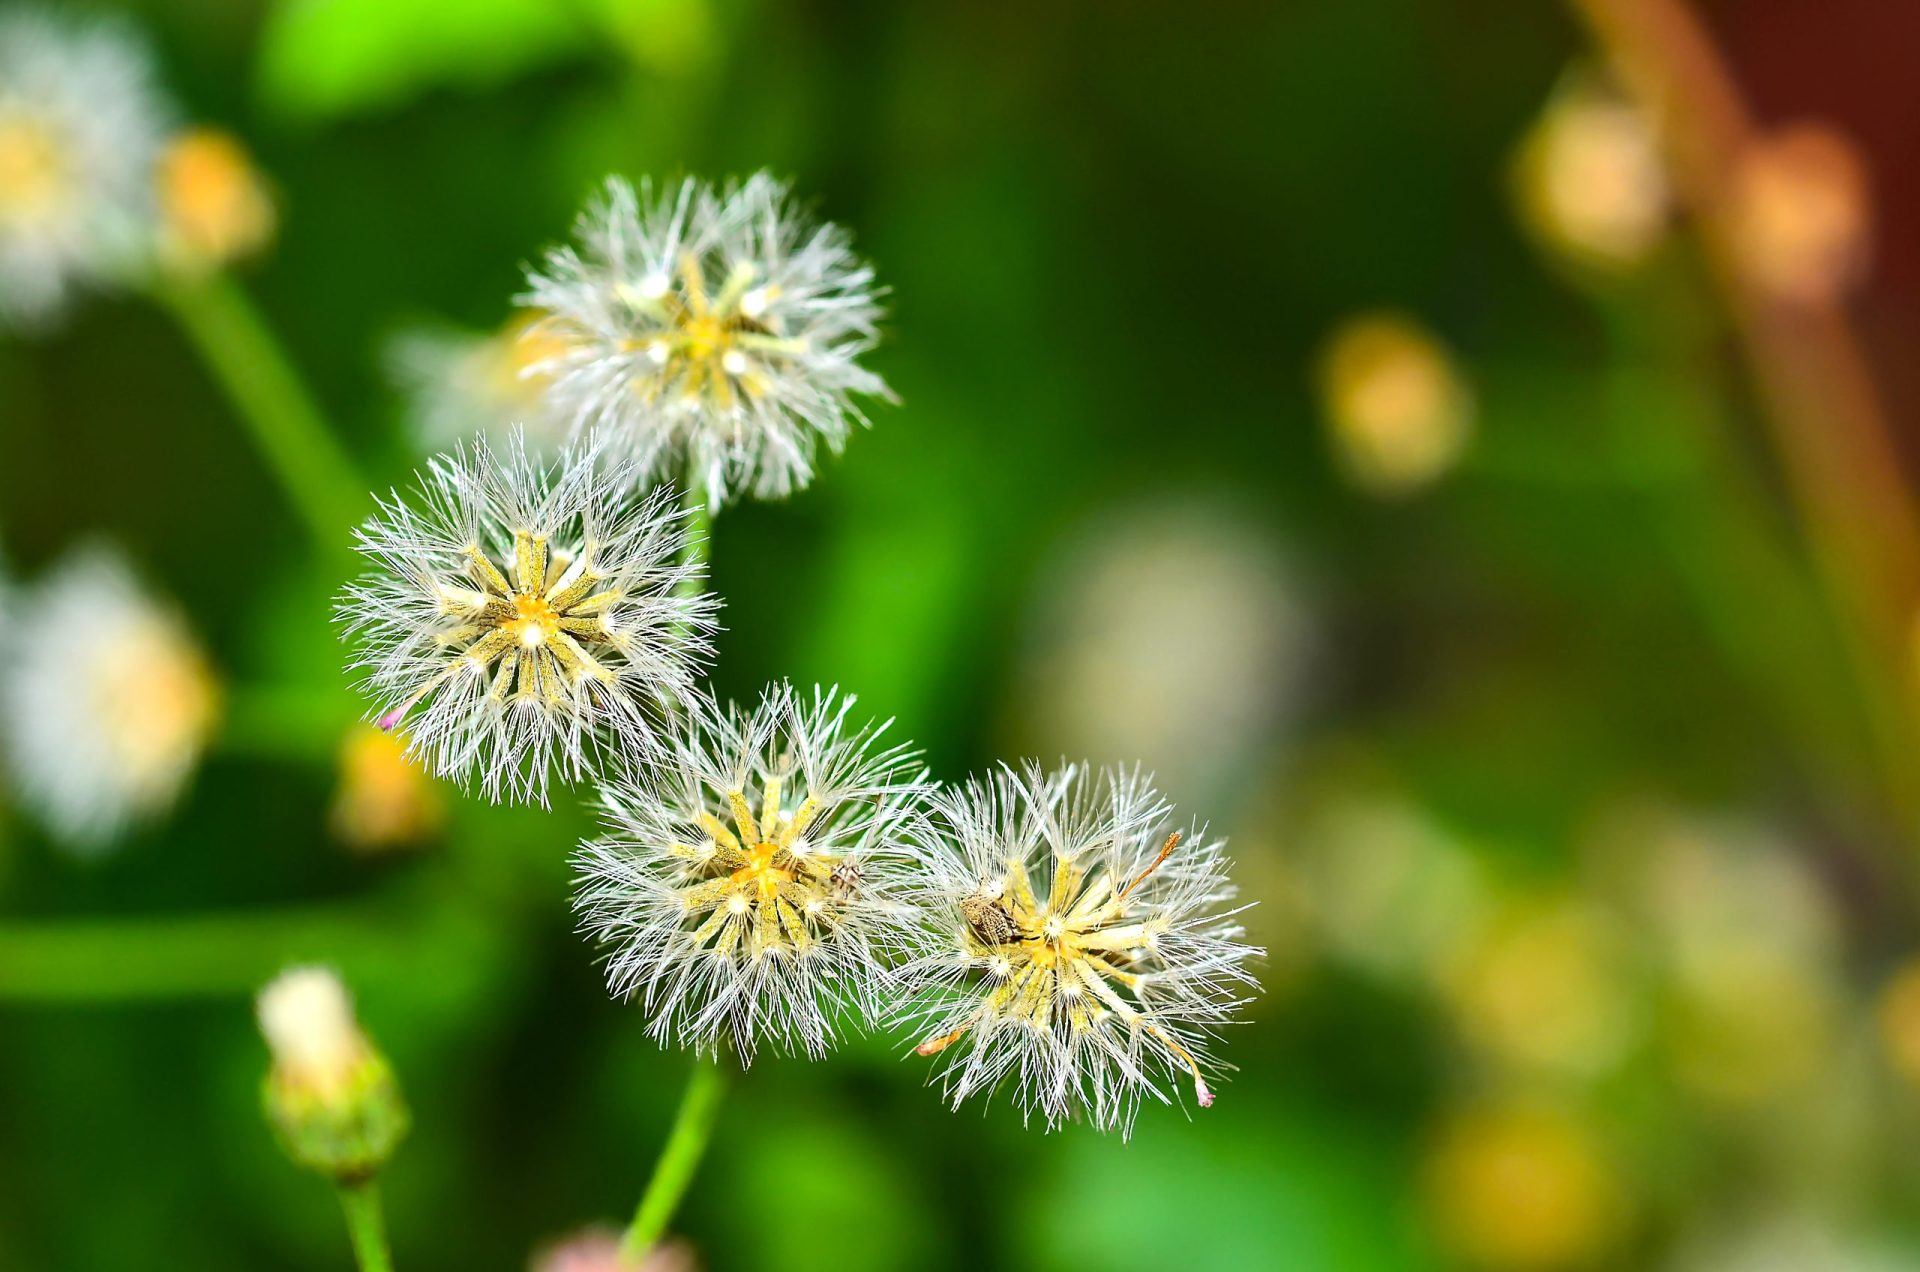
(0, 115, 68, 225)
(618, 252, 789, 411)
(505, 591, 560, 649)
(384, 529, 625, 728)
(674, 777, 841, 960)
(921, 833, 1213, 1104)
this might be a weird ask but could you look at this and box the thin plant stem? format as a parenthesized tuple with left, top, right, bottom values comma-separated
(1565, 0, 1920, 851)
(337, 1179, 396, 1272)
(678, 462, 711, 594)
(619, 1062, 727, 1263)
(150, 270, 365, 555)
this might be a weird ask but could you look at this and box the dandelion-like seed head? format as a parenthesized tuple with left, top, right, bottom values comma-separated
(0, 544, 218, 850)
(522, 173, 893, 505)
(0, 8, 166, 328)
(574, 683, 929, 1061)
(899, 763, 1260, 1136)
(338, 429, 717, 805)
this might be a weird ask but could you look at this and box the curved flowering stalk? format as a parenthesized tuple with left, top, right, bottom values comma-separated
(573, 683, 930, 1061)
(521, 173, 893, 506)
(897, 763, 1260, 1137)
(0, 8, 167, 329)
(337, 429, 717, 805)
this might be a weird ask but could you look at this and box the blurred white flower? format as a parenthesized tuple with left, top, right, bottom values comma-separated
(574, 683, 929, 1061)
(0, 544, 218, 850)
(387, 311, 575, 456)
(898, 763, 1260, 1136)
(1669, 1215, 1920, 1272)
(339, 429, 716, 805)
(1296, 791, 1492, 984)
(521, 173, 892, 506)
(0, 8, 167, 328)
(1610, 809, 1844, 1106)
(1013, 500, 1309, 807)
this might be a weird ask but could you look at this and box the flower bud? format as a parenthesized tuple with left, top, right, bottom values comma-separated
(157, 127, 275, 272)
(529, 1228, 696, 1272)
(331, 725, 443, 852)
(1513, 71, 1670, 273)
(257, 966, 408, 1183)
(1728, 122, 1870, 307)
(1316, 313, 1474, 497)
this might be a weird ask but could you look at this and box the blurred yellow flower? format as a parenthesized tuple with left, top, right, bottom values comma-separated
(1512, 71, 1670, 272)
(1877, 960, 1920, 1086)
(1729, 123, 1871, 306)
(331, 725, 443, 852)
(1441, 897, 1642, 1081)
(1424, 1104, 1622, 1270)
(157, 127, 275, 271)
(1667, 942, 1836, 1106)
(1315, 313, 1473, 497)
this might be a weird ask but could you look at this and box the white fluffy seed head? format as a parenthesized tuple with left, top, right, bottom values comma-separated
(0, 8, 168, 329)
(337, 426, 719, 806)
(257, 966, 366, 1094)
(896, 762, 1262, 1137)
(573, 682, 932, 1062)
(520, 172, 895, 507)
(386, 312, 577, 457)
(0, 543, 218, 851)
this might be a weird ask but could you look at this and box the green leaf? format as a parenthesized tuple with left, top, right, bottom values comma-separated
(256, 0, 593, 122)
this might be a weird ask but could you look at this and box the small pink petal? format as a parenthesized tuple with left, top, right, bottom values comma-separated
(376, 707, 405, 732)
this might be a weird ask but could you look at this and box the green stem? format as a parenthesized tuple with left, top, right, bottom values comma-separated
(619, 1062, 726, 1263)
(337, 1180, 395, 1272)
(150, 270, 365, 554)
(677, 463, 711, 593)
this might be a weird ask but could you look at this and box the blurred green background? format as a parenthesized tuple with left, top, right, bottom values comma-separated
(7, 0, 1920, 1268)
